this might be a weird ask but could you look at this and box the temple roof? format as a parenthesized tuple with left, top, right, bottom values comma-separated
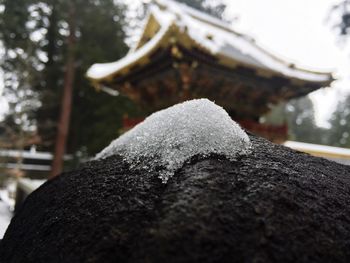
(87, 0, 333, 85)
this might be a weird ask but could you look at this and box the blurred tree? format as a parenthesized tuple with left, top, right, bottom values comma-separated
(0, 0, 136, 158)
(264, 96, 331, 144)
(284, 96, 329, 144)
(327, 95, 350, 147)
(330, 0, 350, 36)
(0, 0, 40, 147)
(50, 1, 77, 176)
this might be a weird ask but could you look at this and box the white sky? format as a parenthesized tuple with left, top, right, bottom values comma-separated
(223, 0, 350, 127)
(1, 0, 349, 125)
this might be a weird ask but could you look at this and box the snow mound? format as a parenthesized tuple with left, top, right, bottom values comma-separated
(96, 99, 252, 183)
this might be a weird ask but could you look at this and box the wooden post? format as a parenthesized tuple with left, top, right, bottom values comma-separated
(50, 3, 76, 178)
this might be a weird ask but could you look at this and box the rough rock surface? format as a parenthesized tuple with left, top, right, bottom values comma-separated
(1, 134, 350, 263)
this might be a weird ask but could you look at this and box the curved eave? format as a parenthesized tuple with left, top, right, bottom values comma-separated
(152, 1, 334, 87)
(180, 33, 333, 88)
(155, 0, 236, 35)
(218, 52, 334, 88)
(177, 30, 333, 87)
(87, 24, 333, 89)
(189, 41, 333, 88)
(86, 23, 173, 84)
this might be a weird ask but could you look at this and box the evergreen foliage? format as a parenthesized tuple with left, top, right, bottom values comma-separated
(328, 95, 350, 147)
(0, 0, 134, 155)
(285, 97, 327, 144)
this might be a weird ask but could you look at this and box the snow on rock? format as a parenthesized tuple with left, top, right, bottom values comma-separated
(96, 99, 252, 183)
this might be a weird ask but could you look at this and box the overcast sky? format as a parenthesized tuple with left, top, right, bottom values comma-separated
(223, 0, 350, 127)
(1, 0, 349, 126)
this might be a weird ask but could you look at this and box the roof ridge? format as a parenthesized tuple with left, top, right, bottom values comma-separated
(154, 0, 240, 36)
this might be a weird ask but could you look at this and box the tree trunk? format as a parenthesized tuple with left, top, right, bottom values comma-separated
(50, 4, 76, 178)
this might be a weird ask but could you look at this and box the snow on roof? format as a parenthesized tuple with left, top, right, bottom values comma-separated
(284, 141, 350, 159)
(155, 0, 233, 33)
(86, 21, 172, 80)
(96, 99, 252, 183)
(86, 0, 332, 84)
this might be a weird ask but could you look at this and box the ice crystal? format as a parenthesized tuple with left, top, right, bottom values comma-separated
(96, 99, 251, 183)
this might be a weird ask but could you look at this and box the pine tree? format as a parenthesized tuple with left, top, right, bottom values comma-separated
(284, 97, 329, 145)
(0, 0, 131, 161)
(328, 95, 350, 147)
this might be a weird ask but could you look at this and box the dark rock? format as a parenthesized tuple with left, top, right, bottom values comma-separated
(1, 135, 350, 262)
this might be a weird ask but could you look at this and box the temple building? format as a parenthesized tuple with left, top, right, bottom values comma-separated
(86, 0, 333, 142)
